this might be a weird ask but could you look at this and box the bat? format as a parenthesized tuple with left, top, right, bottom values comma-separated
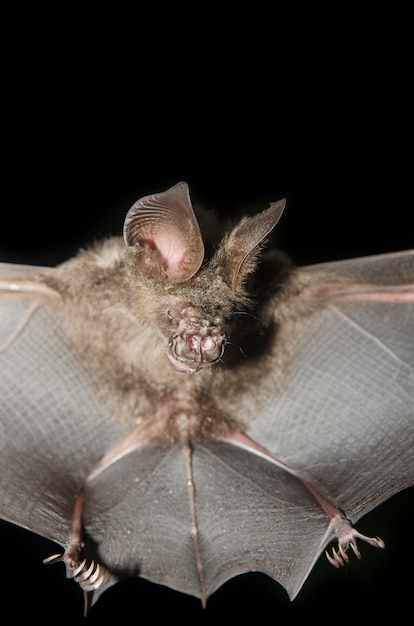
(0, 181, 413, 617)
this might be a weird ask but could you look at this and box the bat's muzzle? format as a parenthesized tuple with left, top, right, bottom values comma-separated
(168, 313, 226, 373)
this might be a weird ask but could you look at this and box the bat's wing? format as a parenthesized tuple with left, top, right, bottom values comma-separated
(247, 249, 414, 517)
(238, 249, 414, 589)
(0, 263, 127, 588)
(1, 251, 413, 610)
(81, 249, 414, 605)
(83, 438, 329, 604)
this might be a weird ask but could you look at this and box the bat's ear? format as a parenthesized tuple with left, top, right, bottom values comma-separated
(223, 199, 285, 290)
(123, 182, 205, 283)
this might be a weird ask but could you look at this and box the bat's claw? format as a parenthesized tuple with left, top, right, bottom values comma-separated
(325, 514, 385, 567)
(43, 546, 105, 591)
(325, 545, 346, 567)
(70, 557, 105, 591)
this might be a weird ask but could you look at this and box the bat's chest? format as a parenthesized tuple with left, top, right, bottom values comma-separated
(132, 385, 238, 445)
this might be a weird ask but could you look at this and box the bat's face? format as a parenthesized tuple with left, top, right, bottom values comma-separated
(151, 277, 235, 374)
(166, 304, 226, 374)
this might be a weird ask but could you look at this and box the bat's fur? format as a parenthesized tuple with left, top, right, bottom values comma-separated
(30, 190, 311, 441)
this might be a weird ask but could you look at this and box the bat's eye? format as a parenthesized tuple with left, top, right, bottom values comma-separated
(167, 309, 174, 320)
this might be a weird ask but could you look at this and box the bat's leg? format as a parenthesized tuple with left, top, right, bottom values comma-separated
(45, 414, 174, 599)
(43, 415, 164, 616)
(43, 490, 104, 615)
(220, 431, 385, 567)
(298, 476, 385, 566)
(49, 411, 178, 613)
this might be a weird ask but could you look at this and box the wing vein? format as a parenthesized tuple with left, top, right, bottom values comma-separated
(199, 443, 300, 503)
(329, 303, 413, 372)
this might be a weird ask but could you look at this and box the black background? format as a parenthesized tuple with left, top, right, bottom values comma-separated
(1, 8, 413, 623)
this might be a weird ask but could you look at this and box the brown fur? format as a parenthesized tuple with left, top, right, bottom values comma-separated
(32, 188, 315, 441)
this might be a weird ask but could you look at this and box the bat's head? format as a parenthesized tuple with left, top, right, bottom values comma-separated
(123, 182, 286, 374)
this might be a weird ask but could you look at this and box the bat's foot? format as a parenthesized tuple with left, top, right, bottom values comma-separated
(325, 514, 385, 567)
(43, 544, 105, 591)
